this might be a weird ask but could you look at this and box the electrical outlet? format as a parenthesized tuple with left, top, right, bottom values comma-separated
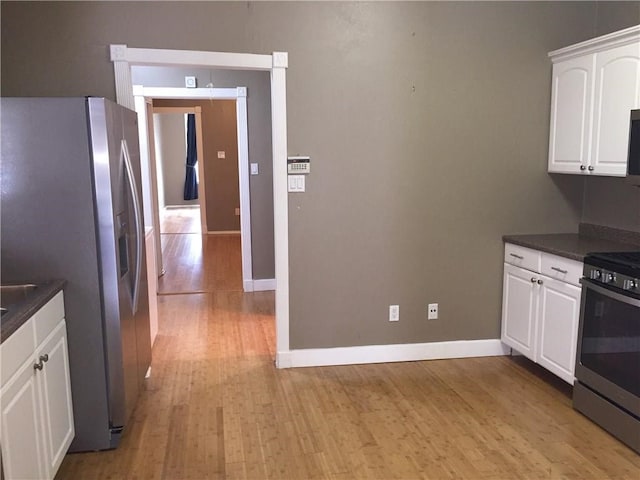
(389, 305, 400, 322)
(428, 303, 438, 320)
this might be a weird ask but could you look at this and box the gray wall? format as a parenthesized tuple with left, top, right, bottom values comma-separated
(133, 66, 274, 277)
(153, 113, 199, 208)
(583, 177, 640, 232)
(1, 1, 637, 350)
(579, 1, 640, 234)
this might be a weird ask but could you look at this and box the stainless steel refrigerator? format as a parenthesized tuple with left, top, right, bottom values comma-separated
(1, 97, 152, 451)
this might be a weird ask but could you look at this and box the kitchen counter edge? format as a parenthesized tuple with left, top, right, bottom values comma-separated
(1, 279, 66, 343)
(503, 229, 640, 263)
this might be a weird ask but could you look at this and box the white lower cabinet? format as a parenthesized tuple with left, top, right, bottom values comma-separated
(0, 291, 74, 480)
(501, 244, 582, 384)
(502, 264, 538, 360)
(536, 276, 581, 383)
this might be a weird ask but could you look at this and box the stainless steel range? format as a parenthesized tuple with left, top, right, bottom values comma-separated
(574, 251, 640, 453)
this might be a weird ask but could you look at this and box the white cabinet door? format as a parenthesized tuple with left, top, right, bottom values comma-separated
(37, 320, 75, 477)
(591, 42, 640, 176)
(0, 358, 47, 480)
(536, 276, 581, 384)
(548, 55, 595, 174)
(501, 264, 538, 361)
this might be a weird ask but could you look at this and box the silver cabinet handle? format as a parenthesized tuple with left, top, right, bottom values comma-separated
(537, 279, 544, 285)
(551, 267, 568, 274)
(34, 361, 43, 371)
(531, 277, 537, 283)
(39, 354, 49, 363)
(510, 253, 524, 260)
(580, 165, 586, 171)
(588, 166, 594, 171)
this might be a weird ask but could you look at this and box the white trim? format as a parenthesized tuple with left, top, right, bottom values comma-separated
(112, 46, 289, 367)
(549, 24, 640, 62)
(277, 340, 510, 369)
(207, 230, 241, 235)
(118, 46, 273, 71)
(164, 204, 199, 210)
(236, 90, 253, 292)
(138, 86, 240, 100)
(133, 94, 154, 227)
(271, 56, 289, 366)
(243, 278, 277, 292)
(113, 59, 135, 109)
(134, 85, 253, 293)
(144, 228, 158, 347)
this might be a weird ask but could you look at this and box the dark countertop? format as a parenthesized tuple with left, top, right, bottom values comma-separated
(503, 224, 640, 262)
(1, 279, 66, 343)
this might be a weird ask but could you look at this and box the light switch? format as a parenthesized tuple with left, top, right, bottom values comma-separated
(250, 163, 259, 175)
(217, 151, 225, 159)
(288, 175, 305, 192)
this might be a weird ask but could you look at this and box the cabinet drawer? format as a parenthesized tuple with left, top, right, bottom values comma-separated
(541, 253, 583, 287)
(504, 243, 541, 272)
(34, 291, 65, 346)
(1, 318, 36, 384)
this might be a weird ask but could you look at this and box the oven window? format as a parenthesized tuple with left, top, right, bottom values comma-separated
(580, 286, 640, 397)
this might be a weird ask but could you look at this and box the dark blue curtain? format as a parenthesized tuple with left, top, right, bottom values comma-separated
(183, 113, 198, 200)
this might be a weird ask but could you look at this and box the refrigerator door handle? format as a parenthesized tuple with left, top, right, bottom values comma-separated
(121, 139, 143, 314)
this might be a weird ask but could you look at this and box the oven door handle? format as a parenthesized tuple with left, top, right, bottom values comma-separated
(580, 278, 640, 307)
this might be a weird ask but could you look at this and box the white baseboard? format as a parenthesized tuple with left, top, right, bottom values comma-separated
(276, 339, 510, 369)
(207, 230, 241, 235)
(243, 278, 276, 292)
(164, 204, 199, 209)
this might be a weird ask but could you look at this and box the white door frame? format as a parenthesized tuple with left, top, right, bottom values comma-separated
(135, 87, 254, 291)
(111, 45, 290, 367)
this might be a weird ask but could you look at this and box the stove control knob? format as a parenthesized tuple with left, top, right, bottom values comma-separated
(604, 273, 616, 284)
(590, 270, 602, 280)
(624, 279, 638, 290)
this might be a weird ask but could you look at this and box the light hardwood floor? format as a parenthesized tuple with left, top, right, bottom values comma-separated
(161, 207, 202, 235)
(158, 208, 242, 295)
(56, 214, 640, 479)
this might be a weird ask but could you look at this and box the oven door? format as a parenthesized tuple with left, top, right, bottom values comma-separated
(576, 278, 640, 417)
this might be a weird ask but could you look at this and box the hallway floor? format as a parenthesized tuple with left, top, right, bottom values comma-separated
(157, 207, 242, 295)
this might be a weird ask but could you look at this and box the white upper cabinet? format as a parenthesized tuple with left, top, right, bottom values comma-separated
(548, 25, 640, 177)
(549, 55, 595, 173)
(591, 42, 640, 175)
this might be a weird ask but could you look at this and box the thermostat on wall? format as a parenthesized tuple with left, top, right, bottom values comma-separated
(287, 156, 310, 174)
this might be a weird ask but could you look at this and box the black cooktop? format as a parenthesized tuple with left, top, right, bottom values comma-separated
(585, 251, 640, 277)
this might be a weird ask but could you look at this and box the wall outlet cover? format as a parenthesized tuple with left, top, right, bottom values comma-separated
(185, 76, 197, 88)
(389, 305, 400, 322)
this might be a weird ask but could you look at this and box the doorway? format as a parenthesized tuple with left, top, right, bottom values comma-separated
(112, 46, 291, 366)
(152, 102, 243, 295)
(136, 89, 251, 289)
